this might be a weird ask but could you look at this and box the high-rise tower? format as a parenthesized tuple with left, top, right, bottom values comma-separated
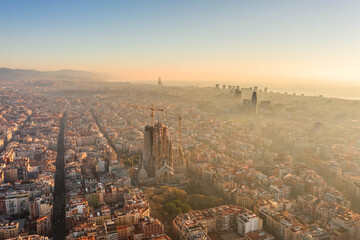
(251, 91, 258, 114)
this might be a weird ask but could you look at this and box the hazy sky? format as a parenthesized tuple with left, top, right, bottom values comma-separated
(1, 0, 359, 85)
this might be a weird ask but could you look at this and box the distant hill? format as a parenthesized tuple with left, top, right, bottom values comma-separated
(0, 68, 107, 82)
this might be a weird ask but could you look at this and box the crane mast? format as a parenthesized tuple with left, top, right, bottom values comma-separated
(123, 103, 164, 124)
(178, 113, 181, 150)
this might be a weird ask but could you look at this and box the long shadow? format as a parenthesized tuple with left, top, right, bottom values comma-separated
(52, 112, 67, 240)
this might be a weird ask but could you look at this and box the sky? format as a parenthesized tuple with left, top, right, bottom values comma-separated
(0, 0, 360, 88)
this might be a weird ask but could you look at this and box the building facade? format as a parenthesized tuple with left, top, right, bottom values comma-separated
(138, 123, 186, 185)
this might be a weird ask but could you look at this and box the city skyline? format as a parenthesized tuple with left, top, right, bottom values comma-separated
(1, 2, 360, 239)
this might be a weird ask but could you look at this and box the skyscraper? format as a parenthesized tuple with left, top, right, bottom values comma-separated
(251, 91, 258, 114)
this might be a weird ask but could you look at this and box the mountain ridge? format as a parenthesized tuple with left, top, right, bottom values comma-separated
(0, 67, 108, 82)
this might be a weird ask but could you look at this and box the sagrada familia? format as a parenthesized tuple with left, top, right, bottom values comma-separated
(138, 123, 186, 185)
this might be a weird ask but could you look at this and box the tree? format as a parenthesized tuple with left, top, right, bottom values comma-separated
(165, 202, 176, 215)
(180, 203, 191, 213)
(90, 195, 98, 208)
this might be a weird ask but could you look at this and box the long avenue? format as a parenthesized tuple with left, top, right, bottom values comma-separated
(52, 112, 67, 240)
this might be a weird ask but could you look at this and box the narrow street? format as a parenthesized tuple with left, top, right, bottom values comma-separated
(2, 113, 33, 152)
(91, 109, 139, 187)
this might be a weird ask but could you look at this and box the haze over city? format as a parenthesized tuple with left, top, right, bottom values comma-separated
(1, 0, 360, 98)
(0, 1, 360, 240)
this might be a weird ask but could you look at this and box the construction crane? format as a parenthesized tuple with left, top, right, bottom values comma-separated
(178, 113, 182, 149)
(123, 103, 164, 124)
(127, 154, 141, 175)
(119, 126, 134, 139)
